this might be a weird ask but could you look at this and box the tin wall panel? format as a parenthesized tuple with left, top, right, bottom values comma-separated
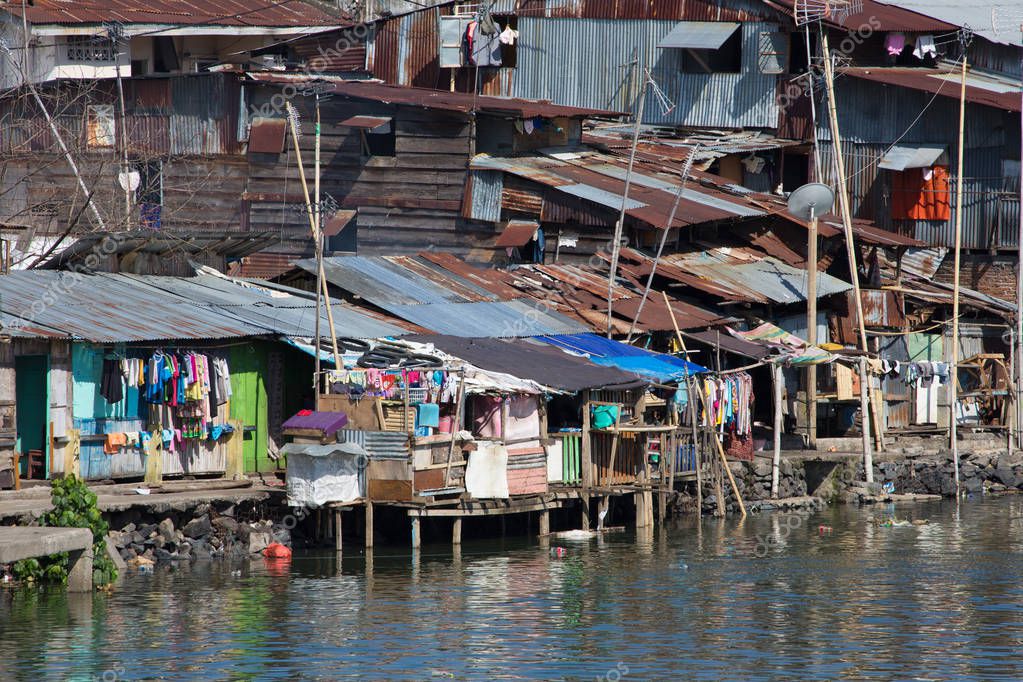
(511, 19, 782, 129)
(819, 141, 1020, 250)
(468, 170, 504, 221)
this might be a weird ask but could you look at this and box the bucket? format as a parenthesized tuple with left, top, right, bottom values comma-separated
(438, 416, 454, 434)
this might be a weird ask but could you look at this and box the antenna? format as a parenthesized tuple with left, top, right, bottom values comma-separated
(793, 0, 861, 27)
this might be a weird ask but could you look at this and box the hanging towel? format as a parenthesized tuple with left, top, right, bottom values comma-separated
(885, 32, 906, 56)
(913, 35, 937, 59)
(104, 432, 127, 455)
(417, 403, 440, 429)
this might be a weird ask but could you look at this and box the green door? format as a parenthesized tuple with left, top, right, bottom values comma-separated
(15, 355, 49, 479)
(229, 344, 270, 473)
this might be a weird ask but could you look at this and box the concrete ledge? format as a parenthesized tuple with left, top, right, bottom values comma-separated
(0, 527, 92, 564)
(0, 527, 94, 591)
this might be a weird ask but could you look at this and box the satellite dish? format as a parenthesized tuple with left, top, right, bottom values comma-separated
(787, 182, 835, 221)
(118, 170, 140, 192)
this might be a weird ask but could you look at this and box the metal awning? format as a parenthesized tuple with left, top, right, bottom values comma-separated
(339, 115, 393, 133)
(658, 22, 740, 50)
(495, 220, 539, 247)
(878, 144, 946, 171)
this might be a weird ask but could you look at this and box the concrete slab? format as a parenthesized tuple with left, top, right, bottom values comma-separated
(0, 527, 92, 564)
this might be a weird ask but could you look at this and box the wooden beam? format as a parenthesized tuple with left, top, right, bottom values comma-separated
(407, 500, 565, 518)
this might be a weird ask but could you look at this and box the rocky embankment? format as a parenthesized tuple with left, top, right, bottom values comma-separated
(105, 501, 291, 565)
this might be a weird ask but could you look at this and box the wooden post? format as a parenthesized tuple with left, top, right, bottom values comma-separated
(539, 509, 550, 537)
(807, 212, 818, 449)
(948, 54, 968, 497)
(772, 363, 782, 498)
(691, 382, 702, 513)
(411, 515, 421, 550)
(604, 407, 622, 487)
(580, 495, 590, 531)
(581, 390, 594, 490)
(364, 502, 374, 550)
(334, 508, 343, 554)
(443, 370, 466, 487)
(64, 428, 81, 480)
(859, 358, 874, 483)
(452, 517, 462, 545)
(143, 426, 162, 486)
(225, 419, 245, 480)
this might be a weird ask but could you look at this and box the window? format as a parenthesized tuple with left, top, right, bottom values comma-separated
(758, 31, 788, 74)
(67, 36, 116, 62)
(681, 28, 743, 74)
(85, 105, 115, 148)
(364, 128, 396, 157)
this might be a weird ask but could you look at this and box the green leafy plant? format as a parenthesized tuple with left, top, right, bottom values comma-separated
(13, 475, 117, 587)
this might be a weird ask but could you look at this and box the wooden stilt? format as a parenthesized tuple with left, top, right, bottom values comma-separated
(334, 509, 343, 554)
(411, 516, 421, 550)
(539, 509, 550, 537)
(580, 496, 590, 530)
(364, 502, 374, 550)
(452, 517, 462, 545)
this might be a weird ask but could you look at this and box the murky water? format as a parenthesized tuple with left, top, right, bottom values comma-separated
(4, 496, 1023, 680)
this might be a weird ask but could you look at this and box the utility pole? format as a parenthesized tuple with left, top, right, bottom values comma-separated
(949, 55, 969, 497)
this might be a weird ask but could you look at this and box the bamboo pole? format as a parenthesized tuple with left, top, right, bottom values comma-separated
(285, 102, 341, 368)
(949, 55, 968, 496)
(821, 32, 885, 451)
(859, 358, 874, 483)
(663, 293, 746, 517)
(772, 362, 783, 498)
(807, 210, 818, 448)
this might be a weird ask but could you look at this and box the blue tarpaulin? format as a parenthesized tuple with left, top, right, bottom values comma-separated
(537, 334, 707, 382)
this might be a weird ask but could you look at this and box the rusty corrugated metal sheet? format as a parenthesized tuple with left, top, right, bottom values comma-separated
(509, 0, 777, 20)
(5, 0, 341, 26)
(293, 30, 369, 72)
(248, 117, 287, 153)
(858, 290, 905, 328)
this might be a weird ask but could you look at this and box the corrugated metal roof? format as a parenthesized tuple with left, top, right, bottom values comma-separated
(901, 247, 948, 279)
(771, 0, 957, 32)
(4, 0, 340, 26)
(664, 252, 853, 305)
(0, 271, 406, 342)
(380, 300, 588, 337)
(327, 80, 625, 119)
(876, 1, 1022, 47)
(841, 67, 1022, 113)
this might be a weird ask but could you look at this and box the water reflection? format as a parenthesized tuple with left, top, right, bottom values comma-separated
(3, 498, 1023, 679)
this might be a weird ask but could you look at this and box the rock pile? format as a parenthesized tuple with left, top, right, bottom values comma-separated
(106, 501, 292, 565)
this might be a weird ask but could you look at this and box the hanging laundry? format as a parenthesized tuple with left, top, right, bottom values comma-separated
(499, 25, 518, 45)
(478, 12, 498, 35)
(470, 28, 502, 66)
(100, 356, 124, 404)
(885, 32, 906, 56)
(913, 35, 937, 59)
(104, 432, 127, 455)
